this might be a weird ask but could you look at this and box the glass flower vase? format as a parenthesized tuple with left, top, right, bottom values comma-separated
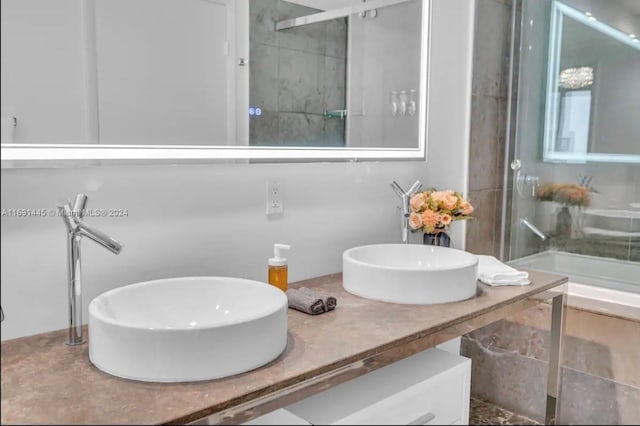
(423, 231, 451, 248)
(555, 205, 572, 238)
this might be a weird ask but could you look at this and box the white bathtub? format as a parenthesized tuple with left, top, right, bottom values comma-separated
(510, 251, 640, 321)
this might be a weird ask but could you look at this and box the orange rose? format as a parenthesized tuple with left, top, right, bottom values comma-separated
(460, 200, 474, 215)
(409, 212, 423, 230)
(410, 193, 426, 212)
(431, 191, 458, 210)
(421, 209, 440, 232)
(440, 213, 452, 226)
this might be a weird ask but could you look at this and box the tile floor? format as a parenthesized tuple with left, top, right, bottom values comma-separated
(470, 398, 541, 425)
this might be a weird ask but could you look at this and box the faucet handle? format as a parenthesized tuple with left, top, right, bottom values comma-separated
(73, 194, 88, 219)
(57, 201, 77, 230)
(391, 180, 422, 198)
(390, 181, 406, 198)
(407, 180, 422, 196)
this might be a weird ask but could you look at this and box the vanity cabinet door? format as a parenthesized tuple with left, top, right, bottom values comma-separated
(286, 348, 471, 425)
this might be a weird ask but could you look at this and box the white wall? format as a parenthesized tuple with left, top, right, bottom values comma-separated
(0, 0, 475, 340)
(0, 0, 91, 144)
(0, 0, 234, 146)
(94, 0, 232, 145)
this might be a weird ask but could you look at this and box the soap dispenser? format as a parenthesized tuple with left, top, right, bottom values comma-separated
(268, 244, 291, 292)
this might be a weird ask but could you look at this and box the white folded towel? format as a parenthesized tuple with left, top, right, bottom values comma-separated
(477, 255, 530, 286)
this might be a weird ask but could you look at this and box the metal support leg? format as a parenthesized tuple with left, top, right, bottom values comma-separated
(545, 291, 567, 425)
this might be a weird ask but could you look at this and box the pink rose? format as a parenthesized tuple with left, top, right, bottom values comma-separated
(460, 200, 474, 215)
(431, 191, 458, 210)
(409, 212, 423, 230)
(440, 213, 452, 226)
(410, 193, 427, 212)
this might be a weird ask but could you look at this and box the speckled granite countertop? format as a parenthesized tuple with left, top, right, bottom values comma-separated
(1, 271, 567, 425)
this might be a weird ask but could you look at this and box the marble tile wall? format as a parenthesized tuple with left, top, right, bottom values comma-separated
(462, 304, 640, 424)
(249, 0, 347, 147)
(466, 0, 512, 257)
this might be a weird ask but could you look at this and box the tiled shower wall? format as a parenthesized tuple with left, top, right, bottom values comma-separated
(465, 0, 512, 257)
(463, 1, 640, 424)
(249, 0, 347, 147)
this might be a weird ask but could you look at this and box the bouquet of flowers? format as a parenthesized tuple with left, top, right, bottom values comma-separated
(534, 183, 591, 207)
(408, 190, 474, 234)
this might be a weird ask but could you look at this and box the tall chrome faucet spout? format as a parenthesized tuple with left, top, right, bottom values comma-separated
(390, 180, 422, 244)
(77, 222, 123, 254)
(58, 194, 122, 346)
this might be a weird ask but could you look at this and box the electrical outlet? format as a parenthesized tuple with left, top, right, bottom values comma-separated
(266, 180, 283, 215)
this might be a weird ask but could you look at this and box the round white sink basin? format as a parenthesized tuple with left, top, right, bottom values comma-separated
(89, 277, 288, 382)
(343, 244, 479, 305)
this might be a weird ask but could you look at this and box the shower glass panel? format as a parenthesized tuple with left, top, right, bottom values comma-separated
(505, 0, 640, 292)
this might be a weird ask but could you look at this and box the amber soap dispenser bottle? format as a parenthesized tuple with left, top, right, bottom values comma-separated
(268, 243, 291, 292)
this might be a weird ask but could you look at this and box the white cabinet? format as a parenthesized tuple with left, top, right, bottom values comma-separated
(285, 348, 471, 425)
(243, 409, 310, 425)
(436, 336, 462, 355)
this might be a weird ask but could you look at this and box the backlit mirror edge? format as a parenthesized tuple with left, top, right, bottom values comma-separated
(542, 0, 640, 165)
(0, 0, 431, 168)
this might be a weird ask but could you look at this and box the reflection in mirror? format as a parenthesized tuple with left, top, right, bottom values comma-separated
(1, 0, 241, 146)
(249, 0, 422, 148)
(94, 0, 238, 146)
(544, 1, 640, 163)
(0, 0, 427, 155)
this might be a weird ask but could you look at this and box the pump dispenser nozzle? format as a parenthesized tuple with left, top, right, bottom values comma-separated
(269, 244, 291, 266)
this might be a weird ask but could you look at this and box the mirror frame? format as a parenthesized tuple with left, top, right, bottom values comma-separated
(543, 1, 640, 164)
(1, 0, 431, 166)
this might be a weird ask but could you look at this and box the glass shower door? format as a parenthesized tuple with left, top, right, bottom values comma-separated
(504, 0, 640, 291)
(505, 0, 552, 263)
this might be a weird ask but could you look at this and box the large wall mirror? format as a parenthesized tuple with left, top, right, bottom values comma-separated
(0, 0, 430, 163)
(543, 0, 640, 164)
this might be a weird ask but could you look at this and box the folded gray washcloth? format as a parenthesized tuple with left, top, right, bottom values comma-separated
(286, 288, 325, 315)
(299, 287, 337, 311)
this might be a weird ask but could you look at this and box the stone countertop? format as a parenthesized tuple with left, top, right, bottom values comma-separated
(1, 271, 567, 425)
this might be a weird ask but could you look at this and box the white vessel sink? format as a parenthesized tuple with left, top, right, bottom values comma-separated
(343, 244, 479, 305)
(88, 277, 288, 382)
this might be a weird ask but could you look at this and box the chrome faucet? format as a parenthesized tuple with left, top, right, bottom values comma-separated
(390, 180, 422, 244)
(58, 194, 123, 346)
(520, 217, 549, 241)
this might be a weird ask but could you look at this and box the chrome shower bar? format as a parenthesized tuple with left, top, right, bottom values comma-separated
(275, 0, 412, 31)
(324, 109, 347, 119)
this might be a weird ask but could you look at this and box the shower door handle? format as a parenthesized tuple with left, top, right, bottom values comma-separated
(512, 160, 540, 197)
